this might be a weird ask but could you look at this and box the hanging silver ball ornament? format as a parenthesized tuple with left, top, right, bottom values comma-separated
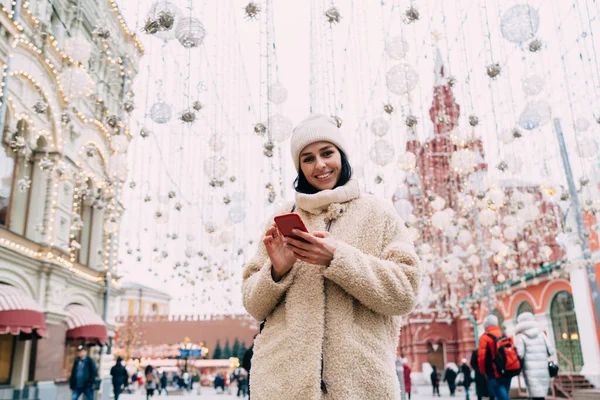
(168, 191, 176, 199)
(383, 104, 394, 114)
(500, 4, 539, 44)
(140, 127, 151, 138)
(486, 63, 501, 79)
(176, 17, 206, 48)
(497, 161, 508, 172)
(106, 115, 120, 128)
(129, 181, 136, 189)
(595, 113, 600, 124)
(375, 175, 383, 184)
(263, 141, 275, 157)
(124, 100, 135, 114)
(244, 2, 260, 19)
(332, 115, 342, 128)
(39, 157, 54, 171)
(175, 202, 182, 211)
(512, 128, 523, 139)
(447, 76, 457, 87)
(223, 196, 231, 205)
(528, 38, 542, 52)
(84, 144, 96, 157)
(61, 111, 71, 124)
(93, 25, 111, 39)
(179, 109, 197, 124)
(192, 101, 203, 111)
(254, 122, 267, 136)
(157, 10, 176, 30)
(405, 115, 418, 128)
(209, 178, 224, 188)
(150, 100, 172, 124)
(17, 177, 31, 192)
(386, 64, 419, 94)
(325, 7, 341, 24)
(404, 6, 420, 24)
(468, 115, 479, 127)
(33, 101, 48, 114)
(580, 177, 590, 187)
(143, 17, 160, 34)
(229, 176, 236, 182)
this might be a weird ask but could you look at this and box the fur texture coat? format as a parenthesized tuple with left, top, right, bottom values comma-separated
(515, 317, 554, 398)
(242, 180, 420, 399)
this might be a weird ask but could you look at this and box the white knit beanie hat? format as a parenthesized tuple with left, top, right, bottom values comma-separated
(483, 314, 499, 329)
(290, 114, 348, 171)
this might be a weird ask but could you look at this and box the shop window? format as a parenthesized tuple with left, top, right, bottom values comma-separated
(0, 144, 15, 227)
(0, 334, 15, 384)
(516, 301, 534, 318)
(550, 291, 583, 372)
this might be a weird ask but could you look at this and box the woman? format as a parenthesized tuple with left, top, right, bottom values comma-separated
(242, 115, 420, 400)
(444, 362, 458, 397)
(403, 358, 412, 400)
(460, 358, 473, 400)
(470, 349, 493, 400)
(431, 366, 441, 397)
(515, 312, 554, 400)
(144, 365, 156, 400)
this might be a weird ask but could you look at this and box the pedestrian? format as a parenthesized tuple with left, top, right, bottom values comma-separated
(242, 340, 254, 399)
(158, 371, 168, 395)
(214, 372, 225, 393)
(460, 358, 473, 400)
(242, 114, 420, 399)
(470, 349, 493, 400)
(478, 314, 520, 400)
(237, 368, 248, 397)
(431, 365, 441, 397)
(403, 358, 412, 400)
(69, 345, 98, 400)
(444, 362, 459, 396)
(131, 371, 138, 393)
(110, 356, 128, 400)
(145, 365, 157, 400)
(515, 312, 555, 400)
(172, 372, 178, 389)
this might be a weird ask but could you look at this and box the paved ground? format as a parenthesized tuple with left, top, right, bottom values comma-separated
(118, 384, 464, 399)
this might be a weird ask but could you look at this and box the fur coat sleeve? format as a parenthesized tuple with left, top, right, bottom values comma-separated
(323, 204, 420, 316)
(242, 203, 297, 322)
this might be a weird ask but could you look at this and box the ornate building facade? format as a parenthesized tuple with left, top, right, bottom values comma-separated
(396, 49, 600, 389)
(0, 0, 141, 399)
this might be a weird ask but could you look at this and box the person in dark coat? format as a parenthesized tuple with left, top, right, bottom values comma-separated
(110, 357, 128, 400)
(159, 371, 168, 395)
(444, 363, 459, 396)
(460, 358, 473, 400)
(431, 365, 441, 397)
(242, 338, 255, 399)
(69, 345, 98, 400)
(403, 358, 412, 400)
(470, 349, 494, 400)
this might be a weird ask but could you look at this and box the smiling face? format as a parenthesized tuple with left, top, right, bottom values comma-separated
(299, 141, 342, 191)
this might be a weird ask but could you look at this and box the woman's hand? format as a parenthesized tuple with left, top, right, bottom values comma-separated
(284, 230, 337, 265)
(263, 224, 297, 282)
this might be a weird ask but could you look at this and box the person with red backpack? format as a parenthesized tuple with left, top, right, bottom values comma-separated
(477, 315, 522, 400)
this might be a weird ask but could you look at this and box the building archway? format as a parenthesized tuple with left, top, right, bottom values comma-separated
(516, 301, 534, 318)
(550, 291, 583, 372)
(426, 341, 445, 370)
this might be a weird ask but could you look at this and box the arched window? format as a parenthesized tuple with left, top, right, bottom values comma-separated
(516, 301, 534, 318)
(550, 291, 583, 372)
(77, 181, 95, 266)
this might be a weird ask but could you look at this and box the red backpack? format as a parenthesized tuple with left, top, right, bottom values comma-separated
(485, 333, 522, 378)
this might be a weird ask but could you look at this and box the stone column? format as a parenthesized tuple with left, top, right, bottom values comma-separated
(10, 339, 32, 390)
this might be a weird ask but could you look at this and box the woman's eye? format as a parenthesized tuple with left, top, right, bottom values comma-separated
(303, 156, 314, 163)
(322, 151, 333, 157)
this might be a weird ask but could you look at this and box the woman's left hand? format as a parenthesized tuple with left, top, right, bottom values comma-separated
(283, 230, 337, 265)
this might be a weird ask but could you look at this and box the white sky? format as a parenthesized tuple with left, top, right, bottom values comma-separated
(115, 0, 600, 315)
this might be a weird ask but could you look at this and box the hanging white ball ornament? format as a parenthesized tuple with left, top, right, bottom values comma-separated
(268, 114, 293, 142)
(176, 17, 206, 48)
(370, 117, 390, 137)
(386, 64, 419, 94)
(398, 152, 417, 171)
(369, 140, 395, 166)
(478, 209, 496, 226)
(450, 149, 478, 175)
(64, 33, 92, 64)
(384, 36, 409, 59)
(268, 83, 288, 104)
(150, 100, 172, 124)
(522, 75, 545, 96)
(58, 66, 95, 101)
(500, 5, 540, 44)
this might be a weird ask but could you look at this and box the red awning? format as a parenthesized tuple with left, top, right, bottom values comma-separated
(0, 284, 47, 338)
(65, 304, 108, 345)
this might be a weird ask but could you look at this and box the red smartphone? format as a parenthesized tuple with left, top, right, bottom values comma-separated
(273, 213, 308, 241)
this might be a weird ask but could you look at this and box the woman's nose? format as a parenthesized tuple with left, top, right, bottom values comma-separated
(316, 157, 326, 168)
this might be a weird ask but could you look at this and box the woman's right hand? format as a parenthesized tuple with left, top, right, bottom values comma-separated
(263, 224, 297, 281)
